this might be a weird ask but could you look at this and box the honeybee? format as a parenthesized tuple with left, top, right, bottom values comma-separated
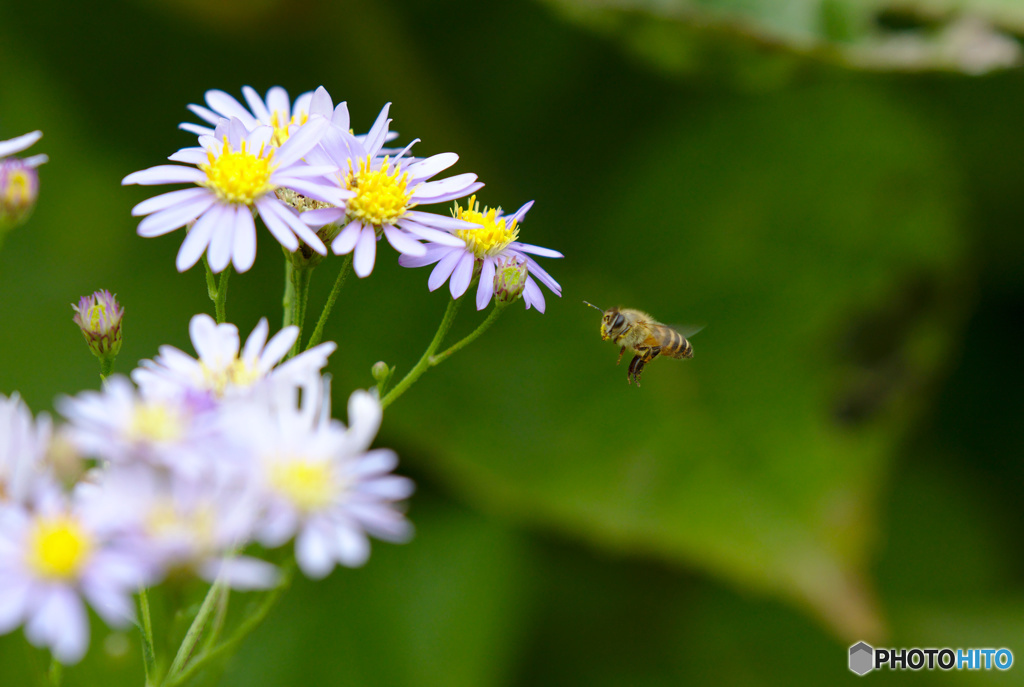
(584, 302, 701, 386)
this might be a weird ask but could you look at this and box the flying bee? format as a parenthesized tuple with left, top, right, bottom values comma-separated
(584, 302, 702, 386)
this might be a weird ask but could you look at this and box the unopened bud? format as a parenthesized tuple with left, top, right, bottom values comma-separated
(371, 361, 395, 394)
(72, 290, 124, 362)
(493, 256, 528, 305)
(0, 158, 39, 229)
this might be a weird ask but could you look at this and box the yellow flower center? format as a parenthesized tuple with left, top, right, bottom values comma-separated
(27, 515, 93, 580)
(270, 458, 336, 512)
(453, 195, 519, 258)
(269, 110, 309, 147)
(85, 303, 109, 333)
(200, 357, 262, 397)
(129, 401, 185, 443)
(1, 167, 31, 205)
(345, 156, 414, 228)
(201, 137, 276, 205)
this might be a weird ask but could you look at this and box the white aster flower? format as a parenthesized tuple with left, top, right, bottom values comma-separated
(84, 466, 277, 591)
(132, 314, 336, 403)
(399, 196, 563, 312)
(0, 483, 152, 664)
(0, 130, 48, 168)
(300, 94, 482, 278)
(227, 383, 414, 578)
(182, 85, 400, 151)
(123, 116, 348, 273)
(57, 376, 225, 481)
(0, 394, 51, 505)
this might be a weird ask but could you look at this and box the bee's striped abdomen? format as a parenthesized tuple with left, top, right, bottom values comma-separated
(658, 325, 693, 359)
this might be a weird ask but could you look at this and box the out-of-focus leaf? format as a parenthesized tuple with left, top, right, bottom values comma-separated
(540, 0, 1023, 75)
(221, 494, 534, 687)
(388, 81, 968, 641)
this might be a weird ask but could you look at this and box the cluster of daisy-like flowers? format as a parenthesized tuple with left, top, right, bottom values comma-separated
(124, 85, 562, 310)
(0, 315, 412, 664)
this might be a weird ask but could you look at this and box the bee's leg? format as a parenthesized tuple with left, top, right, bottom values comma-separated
(632, 346, 661, 387)
(627, 354, 643, 384)
(617, 346, 627, 365)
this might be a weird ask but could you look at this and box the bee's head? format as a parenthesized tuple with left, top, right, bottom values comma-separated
(601, 307, 627, 341)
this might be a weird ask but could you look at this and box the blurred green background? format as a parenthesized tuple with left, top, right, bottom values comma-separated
(3, 0, 1024, 684)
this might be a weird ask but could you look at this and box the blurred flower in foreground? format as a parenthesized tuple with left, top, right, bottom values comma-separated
(227, 384, 414, 578)
(301, 90, 481, 277)
(399, 196, 563, 312)
(132, 314, 336, 402)
(72, 290, 124, 361)
(0, 482, 153, 664)
(123, 117, 346, 273)
(0, 394, 51, 505)
(0, 131, 47, 231)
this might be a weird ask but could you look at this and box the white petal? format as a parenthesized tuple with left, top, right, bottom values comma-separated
(403, 152, 457, 182)
(382, 226, 426, 256)
(175, 205, 224, 271)
(257, 198, 327, 254)
(132, 187, 211, 217)
(401, 211, 479, 232)
(331, 221, 362, 255)
(477, 258, 496, 310)
(254, 197, 300, 252)
(362, 103, 392, 157)
(275, 117, 329, 168)
(334, 524, 371, 567)
(296, 525, 334, 579)
(206, 205, 238, 273)
(428, 248, 464, 291)
(396, 219, 467, 247)
(231, 206, 258, 272)
(510, 241, 563, 259)
(241, 86, 271, 122)
(449, 252, 475, 298)
(398, 244, 452, 269)
(258, 327, 299, 373)
(302, 207, 345, 228)
(205, 90, 258, 128)
(242, 318, 270, 362)
(265, 86, 291, 120)
(412, 174, 480, 202)
(523, 277, 546, 313)
(137, 193, 215, 238)
(123, 165, 205, 186)
(353, 226, 377, 277)
(167, 147, 209, 165)
(0, 131, 42, 158)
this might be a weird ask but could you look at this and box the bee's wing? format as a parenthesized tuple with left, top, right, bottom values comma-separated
(668, 324, 705, 339)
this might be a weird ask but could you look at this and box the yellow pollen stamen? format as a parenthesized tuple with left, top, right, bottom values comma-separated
(270, 458, 336, 512)
(269, 110, 309, 147)
(200, 357, 262, 397)
(452, 195, 519, 258)
(345, 155, 415, 228)
(129, 402, 185, 443)
(27, 515, 93, 580)
(201, 137, 276, 205)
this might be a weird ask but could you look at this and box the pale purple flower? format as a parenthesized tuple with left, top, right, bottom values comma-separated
(132, 314, 336, 403)
(0, 130, 47, 168)
(181, 86, 315, 142)
(182, 85, 400, 150)
(123, 116, 348, 273)
(85, 466, 277, 591)
(57, 376, 224, 481)
(0, 483, 153, 664)
(300, 92, 482, 278)
(227, 383, 413, 578)
(0, 394, 51, 505)
(399, 196, 563, 312)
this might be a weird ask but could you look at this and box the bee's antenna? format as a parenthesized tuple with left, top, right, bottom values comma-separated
(582, 300, 604, 312)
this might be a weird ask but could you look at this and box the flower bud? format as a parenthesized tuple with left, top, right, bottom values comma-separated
(0, 158, 39, 229)
(493, 256, 528, 305)
(72, 290, 124, 361)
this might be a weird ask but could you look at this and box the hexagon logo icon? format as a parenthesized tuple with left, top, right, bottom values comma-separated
(849, 642, 874, 675)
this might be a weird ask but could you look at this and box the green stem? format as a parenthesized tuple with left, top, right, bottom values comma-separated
(164, 561, 295, 687)
(138, 587, 156, 686)
(380, 297, 463, 410)
(201, 583, 230, 654)
(215, 266, 231, 324)
(203, 258, 231, 324)
(431, 303, 507, 366)
(305, 254, 352, 351)
(99, 355, 114, 382)
(165, 578, 227, 682)
(282, 258, 295, 329)
(47, 656, 62, 687)
(287, 265, 313, 358)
